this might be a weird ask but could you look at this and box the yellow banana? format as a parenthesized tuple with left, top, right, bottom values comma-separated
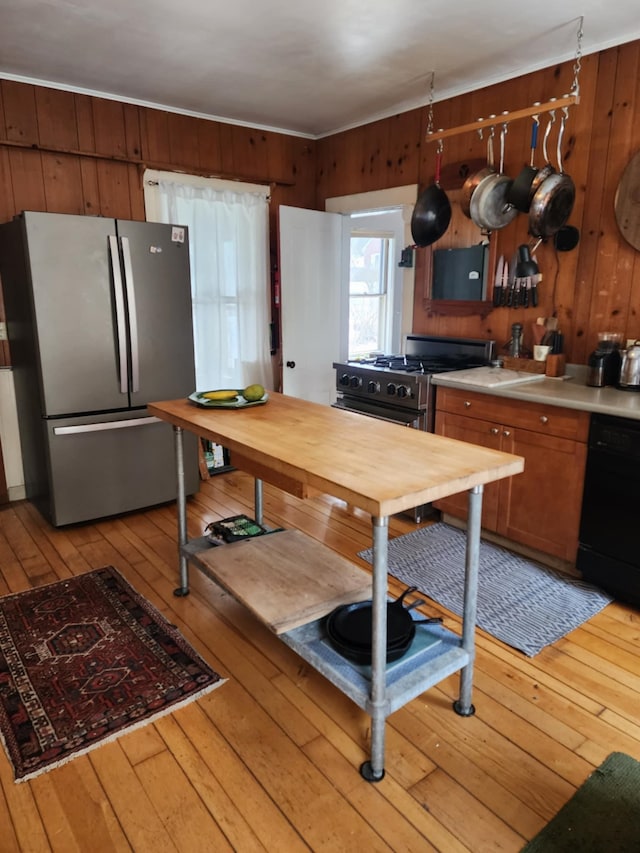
(201, 389, 239, 401)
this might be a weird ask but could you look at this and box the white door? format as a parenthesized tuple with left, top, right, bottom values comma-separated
(279, 206, 349, 404)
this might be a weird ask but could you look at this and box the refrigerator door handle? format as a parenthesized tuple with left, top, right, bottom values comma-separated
(120, 236, 140, 393)
(53, 416, 162, 435)
(109, 235, 130, 394)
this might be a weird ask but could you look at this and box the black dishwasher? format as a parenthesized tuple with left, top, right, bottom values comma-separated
(576, 413, 640, 605)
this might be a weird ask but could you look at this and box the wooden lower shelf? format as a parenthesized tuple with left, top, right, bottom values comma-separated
(183, 528, 469, 716)
(183, 528, 373, 634)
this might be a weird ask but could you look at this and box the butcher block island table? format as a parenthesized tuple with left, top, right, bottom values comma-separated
(148, 392, 523, 781)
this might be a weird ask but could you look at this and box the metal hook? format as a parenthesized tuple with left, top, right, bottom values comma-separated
(571, 16, 584, 98)
(426, 71, 436, 136)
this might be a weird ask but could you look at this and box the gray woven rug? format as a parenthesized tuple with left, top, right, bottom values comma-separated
(358, 523, 612, 657)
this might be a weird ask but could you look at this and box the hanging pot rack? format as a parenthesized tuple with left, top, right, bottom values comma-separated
(426, 16, 583, 145)
(425, 92, 579, 144)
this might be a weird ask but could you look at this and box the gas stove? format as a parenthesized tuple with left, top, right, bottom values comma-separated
(333, 335, 495, 421)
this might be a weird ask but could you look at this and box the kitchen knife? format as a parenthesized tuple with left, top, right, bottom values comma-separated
(513, 277, 521, 307)
(531, 273, 539, 307)
(523, 276, 530, 308)
(500, 259, 509, 306)
(493, 255, 504, 307)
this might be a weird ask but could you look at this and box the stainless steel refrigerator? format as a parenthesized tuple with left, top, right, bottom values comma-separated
(0, 211, 199, 526)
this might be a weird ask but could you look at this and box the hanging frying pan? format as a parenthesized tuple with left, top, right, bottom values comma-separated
(470, 124, 518, 232)
(411, 147, 452, 247)
(461, 126, 496, 218)
(325, 586, 442, 664)
(528, 110, 557, 200)
(529, 106, 575, 239)
(507, 115, 540, 212)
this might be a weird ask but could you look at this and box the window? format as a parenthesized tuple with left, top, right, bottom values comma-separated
(348, 233, 393, 357)
(143, 170, 272, 392)
(326, 186, 418, 361)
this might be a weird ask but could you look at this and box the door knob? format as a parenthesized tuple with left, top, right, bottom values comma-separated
(286, 360, 296, 368)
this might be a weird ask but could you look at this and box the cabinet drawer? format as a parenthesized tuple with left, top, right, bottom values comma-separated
(435, 387, 589, 441)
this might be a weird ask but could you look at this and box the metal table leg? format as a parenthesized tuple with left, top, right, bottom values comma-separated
(172, 425, 190, 597)
(454, 484, 483, 716)
(254, 478, 264, 526)
(360, 515, 389, 782)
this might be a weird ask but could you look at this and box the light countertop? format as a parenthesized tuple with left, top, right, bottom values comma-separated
(431, 364, 640, 421)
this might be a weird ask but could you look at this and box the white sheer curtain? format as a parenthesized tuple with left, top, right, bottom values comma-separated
(144, 171, 272, 393)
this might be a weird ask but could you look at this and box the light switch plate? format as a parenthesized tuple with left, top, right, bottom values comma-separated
(0, 322, 6, 341)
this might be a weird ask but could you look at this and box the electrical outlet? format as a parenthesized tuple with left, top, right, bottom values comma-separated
(0, 322, 6, 341)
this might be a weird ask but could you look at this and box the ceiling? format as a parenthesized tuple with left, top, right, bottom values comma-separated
(2, 1, 640, 138)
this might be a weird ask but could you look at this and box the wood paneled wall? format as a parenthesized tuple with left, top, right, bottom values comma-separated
(1, 39, 639, 369)
(316, 42, 640, 361)
(0, 81, 318, 367)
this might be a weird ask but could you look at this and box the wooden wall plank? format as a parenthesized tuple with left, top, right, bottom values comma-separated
(7, 148, 46, 211)
(264, 130, 296, 186)
(41, 153, 85, 214)
(128, 163, 146, 220)
(1, 81, 38, 144)
(75, 94, 96, 152)
(197, 119, 222, 173)
(91, 98, 128, 158)
(79, 159, 101, 215)
(35, 89, 79, 150)
(123, 103, 142, 160)
(139, 108, 171, 164)
(0, 81, 7, 138)
(95, 161, 132, 219)
(0, 149, 14, 223)
(167, 113, 201, 169)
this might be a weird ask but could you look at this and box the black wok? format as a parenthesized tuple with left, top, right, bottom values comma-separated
(325, 586, 442, 664)
(411, 150, 451, 247)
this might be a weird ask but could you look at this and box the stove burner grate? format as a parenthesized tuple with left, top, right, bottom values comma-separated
(368, 354, 488, 374)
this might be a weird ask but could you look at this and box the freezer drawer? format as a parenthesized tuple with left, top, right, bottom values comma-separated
(43, 413, 199, 526)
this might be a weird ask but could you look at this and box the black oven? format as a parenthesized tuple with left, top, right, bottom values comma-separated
(577, 413, 640, 605)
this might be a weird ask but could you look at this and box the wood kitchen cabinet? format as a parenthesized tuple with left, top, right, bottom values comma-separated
(434, 388, 590, 563)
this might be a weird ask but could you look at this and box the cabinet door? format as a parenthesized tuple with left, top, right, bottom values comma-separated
(434, 410, 502, 530)
(498, 427, 587, 561)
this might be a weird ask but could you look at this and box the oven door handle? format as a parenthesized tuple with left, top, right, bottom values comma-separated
(331, 402, 421, 428)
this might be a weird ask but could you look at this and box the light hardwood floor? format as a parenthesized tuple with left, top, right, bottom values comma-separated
(1, 470, 639, 852)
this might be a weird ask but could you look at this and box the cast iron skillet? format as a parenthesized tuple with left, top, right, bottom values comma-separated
(325, 586, 442, 664)
(508, 118, 540, 213)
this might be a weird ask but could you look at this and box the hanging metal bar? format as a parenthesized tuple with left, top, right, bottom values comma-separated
(425, 93, 579, 143)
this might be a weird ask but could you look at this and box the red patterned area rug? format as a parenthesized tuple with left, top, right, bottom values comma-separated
(0, 566, 225, 783)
